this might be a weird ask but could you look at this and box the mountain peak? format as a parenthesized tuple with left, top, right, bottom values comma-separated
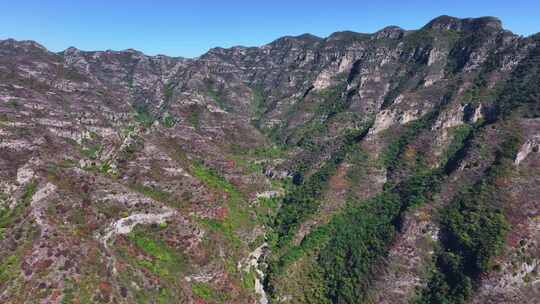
(424, 15, 502, 32)
(374, 26, 405, 39)
(269, 33, 323, 46)
(0, 38, 48, 52)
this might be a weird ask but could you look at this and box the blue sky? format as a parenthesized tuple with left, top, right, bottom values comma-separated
(1, 1, 539, 58)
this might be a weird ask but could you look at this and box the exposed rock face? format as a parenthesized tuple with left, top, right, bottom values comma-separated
(0, 15, 539, 304)
(515, 137, 540, 165)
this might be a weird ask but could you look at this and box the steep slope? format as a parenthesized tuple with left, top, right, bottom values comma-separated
(0, 15, 539, 304)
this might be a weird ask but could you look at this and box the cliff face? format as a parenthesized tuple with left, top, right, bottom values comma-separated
(0, 15, 539, 303)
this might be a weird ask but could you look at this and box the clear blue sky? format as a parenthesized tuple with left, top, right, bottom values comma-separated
(1, 0, 539, 58)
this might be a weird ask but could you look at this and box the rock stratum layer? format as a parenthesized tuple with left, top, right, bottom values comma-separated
(0, 15, 539, 303)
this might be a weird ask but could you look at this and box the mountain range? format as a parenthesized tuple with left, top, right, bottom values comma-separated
(0, 15, 539, 303)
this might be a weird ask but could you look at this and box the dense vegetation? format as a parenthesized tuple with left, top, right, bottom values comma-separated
(267, 102, 458, 302)
(416, 132, 517, 304)
(496, 35, 540, 118)
(273, 127, 370, 246)
(268, 50, 532, 301)
(266, 68, 512, 302)
(270, 80, 372, 246)
(317, 167, 443, 302)
(414, 40, 538, 302)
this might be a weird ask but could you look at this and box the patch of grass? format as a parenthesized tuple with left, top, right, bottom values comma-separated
(161, 114, 176, 128)
(241, 270, 257, 290)
(187, 110, 200, 129)
(20, 181, 37, 203)
(0, 113, 10, 123)
(7, 99, 21, 109)
(80, 143, 102, 160)
(134, 104, 155, 127)
(443, 124, 473, 164)
(250, 84, 267, 126)
(61, 285, 75, 304)
(68, 207, 87, 227)
(345, 148, 369, 184)
(198, 217, 240, 249)
(206, 83, 230, 111)
(0, 255, 20, 284)
(191, 282, 227, 302)
(57, 158, 78, 168)
(229, 144, 286, 162)
(0, 180, 37, 238)
(254, 196, 281, 228)
(129, 184, 182, 209)
(120, 125, 136, 138)
(80, 159, 116, 177)
(227, 155, 262, 174)
(251, 145, 286, 158)
(60, 275, 100, 304)
(0, 191, 7, 206)
(380, 118, 429, 170)
(128, 229, 187, 280)
(163, 83, 174, 102)
(191, 162, 252, 248)
(157, 287, 173, 304)
(192, 162, 237, 195)
(98, 161, 112, 174)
